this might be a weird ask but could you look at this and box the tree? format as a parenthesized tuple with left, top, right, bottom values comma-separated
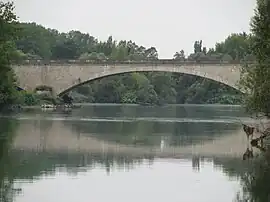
(173, 50, 185, 60)
(238, 150, 270, 202)
(214, 33, 252, 60)
(15, 23, 55, 59)
(51, 39, 79, 59)
(193, 40, 202, 53)
(0, 1, 20, 109)
(240, 0, 270, 116)
(0, 119, 18, 202)
(144, 47, 158, 60)
(202, 47, 207, 54)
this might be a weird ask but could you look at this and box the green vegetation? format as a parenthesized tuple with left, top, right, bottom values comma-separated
(240, 0, 270, 117)
(239, 151, 270, 202)
(16, 91, 59, 106)
(1, 2, 253, 107)
(0, 2, 21, 110)
(0, 118, 18, 201)
(235, 0, 270, 201)
(11, 22, 252, 105)
(71, 71, 243, 105)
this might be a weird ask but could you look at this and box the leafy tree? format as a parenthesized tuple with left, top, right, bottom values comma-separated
(193, 40, 202, 53)
(51, 39, 79, 59)
(15, 23, 55, 59)
(144, 47, 158, 60)
(214, 33, 252, 60)
(202, 47, 207, 54)
(0, 1, 20, 109)
(240, 0, 270, 116)
(0, 118, 18, 202)
(173, 50, 185, 60)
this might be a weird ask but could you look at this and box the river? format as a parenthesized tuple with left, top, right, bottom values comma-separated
(0, 104, 255, 202)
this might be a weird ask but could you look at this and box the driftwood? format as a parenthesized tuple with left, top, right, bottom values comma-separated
(253, 144, 267, 152)
(242, 121, 270, 160)
(242, 124, 255, 139)
(243, 147, 254, 160)
(250, 134, 268, 147)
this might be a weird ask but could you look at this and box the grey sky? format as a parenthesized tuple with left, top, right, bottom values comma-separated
(13, 0, 256, 58)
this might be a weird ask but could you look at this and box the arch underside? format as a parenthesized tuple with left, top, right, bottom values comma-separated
(58, 69, 243, 96)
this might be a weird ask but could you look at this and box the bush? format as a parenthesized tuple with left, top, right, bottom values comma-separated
(17, 91, 39, 106)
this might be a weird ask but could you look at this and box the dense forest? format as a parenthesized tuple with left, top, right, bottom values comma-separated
(12, 23, 254, 105)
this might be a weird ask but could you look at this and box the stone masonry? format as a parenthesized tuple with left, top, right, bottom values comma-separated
(12, 61, 242, 95)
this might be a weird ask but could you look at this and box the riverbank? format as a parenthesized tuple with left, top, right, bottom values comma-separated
(7, 103, 243, 111)
(76, 103, 242, 107)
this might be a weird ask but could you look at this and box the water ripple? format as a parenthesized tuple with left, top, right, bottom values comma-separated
(0, 115, 250, 124)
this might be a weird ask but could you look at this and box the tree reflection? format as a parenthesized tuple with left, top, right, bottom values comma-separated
(0, 118, 19, 202)
(64, 119, 241, 148)
(192, 156, 200, 172)
(237, 147, 270, 202)
(5, 150, 154, 180)
(216, 139, 270, 201)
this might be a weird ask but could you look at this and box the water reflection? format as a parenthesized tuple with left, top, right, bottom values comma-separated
(0, 118, 20, 202)
(64, 120, 242, 147)
(16, 104, 247, 121)
(0, 105, 266, 202)
(8, 150, 155, 178)
(191, 156, 201, 172)
(11, 119, 247, 158)
(14, 157, 241, 202)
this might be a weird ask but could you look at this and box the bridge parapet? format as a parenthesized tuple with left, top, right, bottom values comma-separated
(12, 59, 247, 65)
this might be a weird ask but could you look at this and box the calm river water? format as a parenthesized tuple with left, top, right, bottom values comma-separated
(0, 104, 253, 202)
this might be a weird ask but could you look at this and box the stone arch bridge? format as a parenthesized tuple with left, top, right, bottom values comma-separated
(12, 60, 243, 96)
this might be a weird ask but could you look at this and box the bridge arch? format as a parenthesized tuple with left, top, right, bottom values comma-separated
(12, 62, 244, 96)
(57, 64, 243, 96)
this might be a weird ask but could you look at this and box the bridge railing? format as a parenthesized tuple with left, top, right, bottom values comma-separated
(11, 59, 252, 65)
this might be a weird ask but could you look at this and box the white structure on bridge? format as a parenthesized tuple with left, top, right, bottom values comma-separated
(12, 60, 243, 95)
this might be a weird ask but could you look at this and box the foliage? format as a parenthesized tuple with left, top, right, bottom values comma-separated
(232, 1, 270, 201)
(17, 91, 38, 106)
(239, 0, 270, 117)
(0, 1, 20, 109)
(235, 149, 270, 202)
(13, 23, 159, 61)
(15, 91, 60, 106)
(0, 118, 18, 201)
(73, 72, 242, 104)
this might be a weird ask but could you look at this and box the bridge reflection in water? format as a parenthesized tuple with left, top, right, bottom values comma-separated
(12, 118, 249, 159)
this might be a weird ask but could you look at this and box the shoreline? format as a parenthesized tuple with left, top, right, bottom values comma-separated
(20, 103, 243, 108)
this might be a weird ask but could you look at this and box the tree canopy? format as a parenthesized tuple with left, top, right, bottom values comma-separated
(239, 0, 270, 117)
(0, 1, 20, 109)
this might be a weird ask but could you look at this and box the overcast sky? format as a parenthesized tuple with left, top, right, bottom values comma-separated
(13, 0, 256, 58)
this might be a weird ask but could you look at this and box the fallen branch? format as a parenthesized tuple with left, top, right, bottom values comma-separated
(250, 128, 270, 147)
(250, 134, 267, 146)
